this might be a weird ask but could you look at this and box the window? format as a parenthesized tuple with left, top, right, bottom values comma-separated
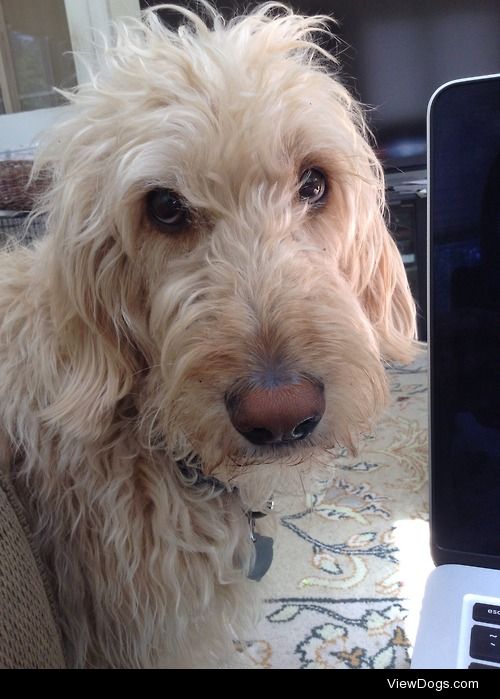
(0, 0, 140, 114)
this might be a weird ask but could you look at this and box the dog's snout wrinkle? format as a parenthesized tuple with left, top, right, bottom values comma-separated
(226, 376, 325, 446)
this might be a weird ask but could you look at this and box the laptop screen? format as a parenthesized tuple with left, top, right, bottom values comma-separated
(429, 75, 500, 565)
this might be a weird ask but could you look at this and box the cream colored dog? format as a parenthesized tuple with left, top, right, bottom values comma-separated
(0, 2, 417, 667)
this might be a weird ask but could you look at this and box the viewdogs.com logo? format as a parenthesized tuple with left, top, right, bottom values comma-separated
(387, 679, 479, 691)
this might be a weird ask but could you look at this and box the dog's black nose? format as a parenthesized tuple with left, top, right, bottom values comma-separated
(226, 377, 325, 446)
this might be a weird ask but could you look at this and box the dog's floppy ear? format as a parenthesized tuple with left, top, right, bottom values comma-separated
(43, 234, 149, 440)
(32, 128, 151, 441)
(361, 210, 418, 362)
(338, 157, 418, 363)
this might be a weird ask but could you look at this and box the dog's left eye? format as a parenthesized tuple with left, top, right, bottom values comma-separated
(298, 168, 327, 205)
(146, 188, 189, 231)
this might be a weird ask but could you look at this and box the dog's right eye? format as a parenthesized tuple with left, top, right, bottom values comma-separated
(298, 168, 327, 206)
(146, 188, 189, 232)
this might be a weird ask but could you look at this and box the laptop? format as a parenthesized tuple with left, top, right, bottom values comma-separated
(411, 74, 500, 669)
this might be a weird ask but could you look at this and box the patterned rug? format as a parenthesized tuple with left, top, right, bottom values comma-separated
(242, 350, 432, 669)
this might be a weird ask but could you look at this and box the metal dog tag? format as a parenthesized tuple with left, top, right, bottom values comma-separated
(247, 533, 274, 582)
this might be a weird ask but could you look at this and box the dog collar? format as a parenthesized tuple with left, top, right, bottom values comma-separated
(176, 461, 274, 581)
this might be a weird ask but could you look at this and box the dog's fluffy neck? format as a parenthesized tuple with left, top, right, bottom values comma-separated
(10, 427, 259, 667)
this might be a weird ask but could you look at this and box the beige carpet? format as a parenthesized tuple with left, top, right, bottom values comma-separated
(243, 350, 432, 669)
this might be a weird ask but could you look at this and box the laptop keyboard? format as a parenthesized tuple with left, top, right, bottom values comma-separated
(467, 601, 500, 669)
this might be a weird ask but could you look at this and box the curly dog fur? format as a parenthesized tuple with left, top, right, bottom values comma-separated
(0, 2, 417, 667)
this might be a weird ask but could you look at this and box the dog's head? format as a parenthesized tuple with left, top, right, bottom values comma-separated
(35, 2, 417, 494)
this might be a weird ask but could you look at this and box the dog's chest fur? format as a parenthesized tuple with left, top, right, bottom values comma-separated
(14, 436, 258, 667)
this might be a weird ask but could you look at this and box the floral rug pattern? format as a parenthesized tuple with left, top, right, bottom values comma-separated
(245, 352, 430, 669)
